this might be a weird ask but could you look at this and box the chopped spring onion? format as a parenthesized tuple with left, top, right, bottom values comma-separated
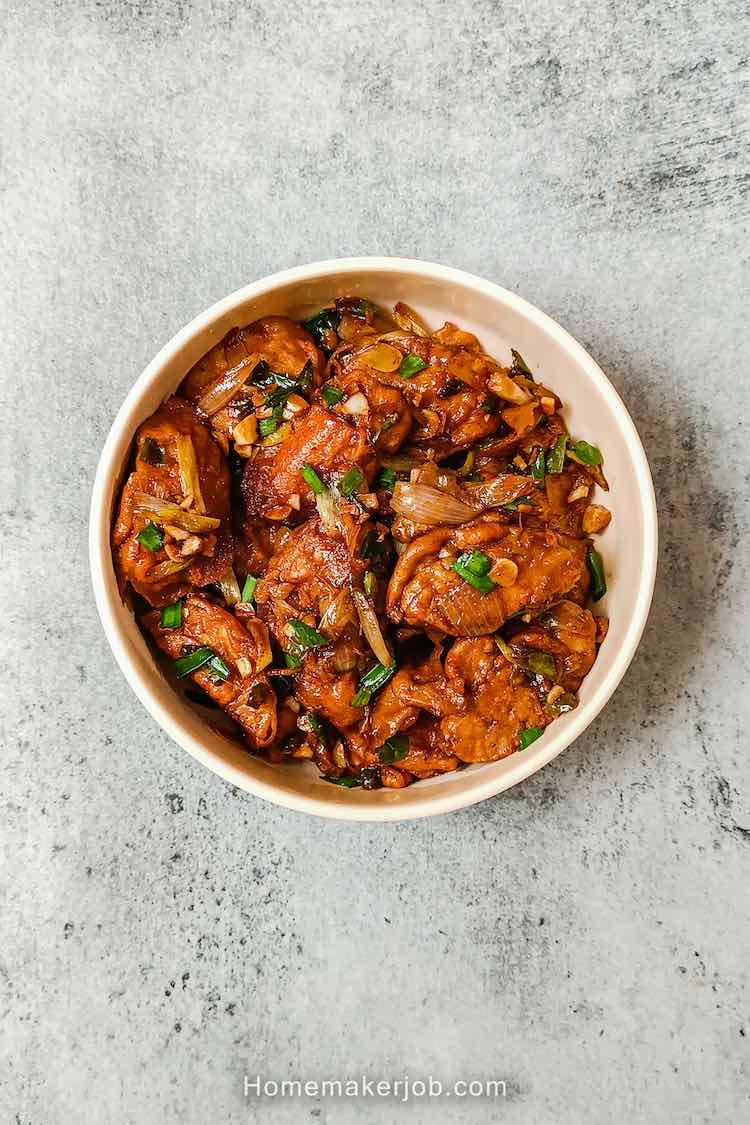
(218, 566, 242, 606)
(569, 439, 603, 466)
(480, 393, 500, 414)
(545, 690, 578, 717)
(398, 353, 428, 379)
(350, 298, 373, 319)
(527, 651, 556, 679)
(363, 570, 377, 596)
(378, 735, 409, 763)
(378, 467, 396, 493)
(360, 530, 383, 560)
(304, 712, 323, 734)
(457, 450, 476, 478)
(137, 522, 164, 552)
(289, 618, 328, 650)
(531, 448, 546, 483)
(302, 307, 341, 348)
(586, 546, 607, 602)
(452, 551, 496, 594)
(510, 349, 534, 377)
(351, 661, 397, 708)
(519, 727, 543, 751)
(133, 493, 220, 533)
(139, 437, 164, 465)
(322, 384, 345, 407)
(176, 434, 206, 513)
(300, 463, 325, 495)
(258, 416, 279, 438)
(160, 601, 182, 629)
(321, 774, 361, 787)
(241, 574, 258, 603)
(546, 434, 568, 474)
(284, 648, 303, 670)
(174, 647, 229, 682)
(339, 466, 364, 498)
(503, 496, 535, 513)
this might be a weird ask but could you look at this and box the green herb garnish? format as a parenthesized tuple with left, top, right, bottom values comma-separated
(300, 463, 325, 495)
(258, 416, 278, 438)
(531, 448, 546, 483)
(452, 550, 496, 594)
(302, 307, 341, 349)
(510, 349, 534, 377)
(527, 651, 556, 679)
(284, 648, 303, 670)
(321, 774, 361, 787)
(139, 437, 164, 465)
(289, 618, 328, 650)
(351, 661, 397, 708)
(322, 384, 345, 407)
(398, 353, 428, 379)
(240, 574, 257, 603)
(378, 735, 409, 763)
(137, 522, 163, 552)
(586, 546, 607, 602)
(339, 467, 364, 498)
(160, 601, 182, 629)
(569, 439, 603, 466)
(519, 727, 543, 751)
(174, 647, 229, 682)
(546, 434, 568, 474)
(378, 467, 396, 493)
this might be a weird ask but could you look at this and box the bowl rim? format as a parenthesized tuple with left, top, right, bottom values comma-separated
(89, 256, 658, 822)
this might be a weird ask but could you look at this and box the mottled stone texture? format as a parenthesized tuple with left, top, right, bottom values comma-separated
(1, 0, 748, 1122)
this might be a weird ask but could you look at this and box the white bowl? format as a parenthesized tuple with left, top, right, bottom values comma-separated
(89, 257, 657, 821)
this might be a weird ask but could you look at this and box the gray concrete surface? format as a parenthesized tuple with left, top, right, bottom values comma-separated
(1, 1, 748, 1122)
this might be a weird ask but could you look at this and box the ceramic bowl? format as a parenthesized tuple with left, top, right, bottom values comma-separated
(89, 257, 657, 821)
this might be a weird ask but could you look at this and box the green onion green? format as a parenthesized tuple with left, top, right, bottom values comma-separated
(241, 574, 257, 603)
(546, 434, 568, 474)
(586, 546, 607, 602)
(527, 651, 556, 679)
(339, 466, 364, 498)
(378, 735, 409, 763)
(289, 618, 328, 650)
(139, 437, 164, 465)
(322, 384, 345, 407)
(300, 463, 325, 495)
(160, 601, 182, 629)
(531, 447, 546, 483)
(519, 727, 543, 751)
(377, 467, 396, 493)
(258, 416, 278, 438)
(284, 648, 303, 670)
(570, 439, 603, 466)
(321, 774, 361, 787)
(398, 353, 428, 379)
(452, 551, 496, 594)
(510, 349, 534, 377)
(363, 570, 377, 596)
(137, 522, 163, 552)
(174, 647, 229, 682)
(351, 661, 397, 708)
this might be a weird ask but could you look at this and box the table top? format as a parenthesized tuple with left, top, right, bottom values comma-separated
(2, 2, 747, 1122)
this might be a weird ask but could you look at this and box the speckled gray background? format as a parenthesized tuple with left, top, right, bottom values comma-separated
(1, 0, 748, 1122)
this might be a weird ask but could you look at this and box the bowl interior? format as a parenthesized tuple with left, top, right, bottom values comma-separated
(91, 260, 656, 820)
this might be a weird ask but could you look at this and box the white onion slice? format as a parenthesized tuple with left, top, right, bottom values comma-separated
(197, 352, 260, 415)
(392, 302, 430, 336)
(351, 590, 392, 667)
(175, 435, 206, 513)
(133, 493, 220, 532)
(315, 489, 338, 535)
(341, 392, 369, 415)
(488, 370, 532, 405)
(390, 482, 475, 526)
(218, 566, 241, 606)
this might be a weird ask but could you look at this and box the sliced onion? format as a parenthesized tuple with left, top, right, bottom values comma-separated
(488, 370, 532, 405)
(315, 488, 338, 535)
(392, 302, 430, 336)
(341, 392, 369, 415)
(196, 352, 260, 415)
(243, 617, 273, 672)
(391, 482, 475, 526)
(318, 589, 356, 635)
(175, 435, 206, 513)
(218, 565, 241, 606)
(463, 474, 535, 509)
(437, 582, 507, 635)
(352, 590, 392, 666)
(359, 342, 403, 373)
(133, 493, 220, 532)
(148, 558, 191, 580)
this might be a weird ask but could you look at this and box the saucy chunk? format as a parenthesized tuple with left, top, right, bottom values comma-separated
(112, 398, 232, 607)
